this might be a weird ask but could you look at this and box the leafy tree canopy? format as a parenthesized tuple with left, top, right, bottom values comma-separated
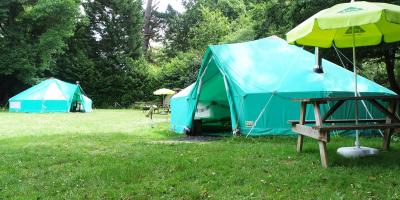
(0, 0, 398, 107)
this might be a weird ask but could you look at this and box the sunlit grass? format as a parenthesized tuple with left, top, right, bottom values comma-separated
(0, 109, 399, 199)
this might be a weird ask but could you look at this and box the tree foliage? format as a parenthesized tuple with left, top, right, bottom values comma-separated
(0, 0, 79, 103)
(54, 0, 146, 107)
(0, 0, 399, 107)
(188, 7, 231, 50)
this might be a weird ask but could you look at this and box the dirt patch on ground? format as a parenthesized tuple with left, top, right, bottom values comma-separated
(151, 136, 223, 144)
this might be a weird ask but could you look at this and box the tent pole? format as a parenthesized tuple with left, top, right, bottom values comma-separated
(222, 73, 238, 135)
(352, 26, 360, 148)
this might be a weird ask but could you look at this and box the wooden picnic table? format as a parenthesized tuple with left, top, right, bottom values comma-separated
(289, 95, 400, 168)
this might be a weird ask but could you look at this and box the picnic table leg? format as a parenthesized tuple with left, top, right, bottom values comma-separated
(383, 100, 397, 151)
(297, 135, 304, 152)
(382, 131, 392, 151)
(296, 102, 307, 152)
(314, 102, 328, 168)
(318, 140, 328, 168)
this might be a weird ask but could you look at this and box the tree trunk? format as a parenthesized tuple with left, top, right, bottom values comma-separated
(143, 0, 153, 51)
(384, 47, 400, 94)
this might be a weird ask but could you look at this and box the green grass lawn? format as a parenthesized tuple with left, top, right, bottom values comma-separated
(0, 109, 399, 199)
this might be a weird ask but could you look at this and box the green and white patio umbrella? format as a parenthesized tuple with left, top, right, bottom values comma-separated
(287, 1, 400, 48)
(286, 1, 400, 158)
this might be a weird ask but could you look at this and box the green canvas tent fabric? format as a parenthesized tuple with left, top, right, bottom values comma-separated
(9, 78, 92, 113)
(170, 36, 396, 136)
(170, 84, 195, 133)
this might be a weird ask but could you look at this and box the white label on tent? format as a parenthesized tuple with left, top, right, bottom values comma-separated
(245, 121, 254, 127)
(10, 101, 21, 109)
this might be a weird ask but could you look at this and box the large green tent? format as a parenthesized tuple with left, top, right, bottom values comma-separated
(170, 36, 395, 136)
(9, 78, 92, 113)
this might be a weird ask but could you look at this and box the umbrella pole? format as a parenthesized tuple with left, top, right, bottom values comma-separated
(352, 26, 360, 148)
(336, 25, 379, 158)
(337, 25, 379, 158)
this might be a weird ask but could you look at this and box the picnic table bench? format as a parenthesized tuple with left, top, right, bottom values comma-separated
(289, 95, 400, 168)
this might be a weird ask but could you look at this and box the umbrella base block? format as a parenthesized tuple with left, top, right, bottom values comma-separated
(337, 146, 379, 158)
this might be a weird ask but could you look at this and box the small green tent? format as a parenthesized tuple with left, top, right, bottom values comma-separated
(9, 78, 92, 113)
(170, 36, 396, 136)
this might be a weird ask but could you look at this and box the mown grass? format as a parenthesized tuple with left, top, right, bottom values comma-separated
(0, 109, 399, 199)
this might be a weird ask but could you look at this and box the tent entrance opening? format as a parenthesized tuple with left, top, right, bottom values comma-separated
(194, 70, 232, 135)
(70, 91, 84, 112)
(194, 100, 231, 134)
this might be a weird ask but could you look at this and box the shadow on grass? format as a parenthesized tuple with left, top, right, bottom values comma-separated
(299, 144, 400, 168)
(220, 135, 297, 145)
(151, 130, 228, 144)
(329, 148, 400, 168)
(152, 132, 400, 168)
(156, 134, 300, 146)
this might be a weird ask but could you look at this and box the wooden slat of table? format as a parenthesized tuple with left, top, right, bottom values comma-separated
(314, 123, 400, 131)
(313, 102, 322, 126)
(296, 102, 307, 152)
(288, 119, 386, 125)
(292, 95, 400, 103)
(322, 100, 345, 121)
(367, 99, 400, 122)
(319, 141, 328, 168)
(313, 102, 329, 168)
(383, 100, 397, 150)
(293, 124, 328, 142)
